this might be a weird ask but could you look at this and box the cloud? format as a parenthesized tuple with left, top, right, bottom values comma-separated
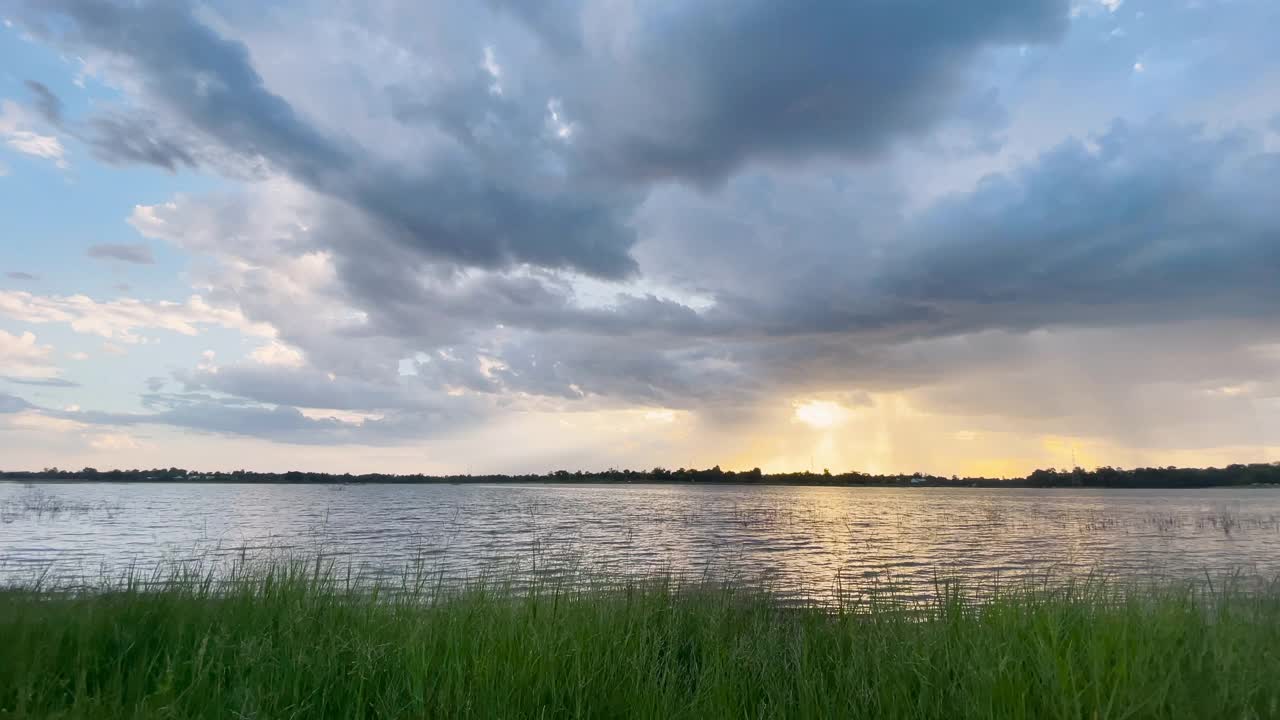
(87, 432, 140, 450)
(83, 111, 199, 171)
(9, 381, 469, 449)
(175, 362, 470, 415)
(61, 387, 479, 445)
(23, 78, 249, 174)
(124, 183, 714, 385)
(86, 242, 155, 264)
(550, 0, 1069, 185)
(0, 100, 67, 168)
(0, 392, 32, 414)
(4, 272, 37, 281)
(484, 0, 583, 54)
(111, 117, 1280, 447)
(24, 0, 638, 278)
(249, 340, 305, 368)
(878, 120, 1280, 336)
(7, 0, 1280, 470)
(893, 325, 1280, 451)
(0, 347, 491, 445)
(0, 290, 274, 343)
(2, 376, 80, 388)
(3, 130, 65, 164)
(0, 329, 59, 380)
(6, 410, 88, 433)
(24, 80, 63, 126)
(469, 333, 753, 408)
(17, 0, 1073, 283)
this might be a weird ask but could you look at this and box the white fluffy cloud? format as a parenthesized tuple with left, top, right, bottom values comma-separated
(87, 432, 142, 450)
(0, 329, 59, 379)
(249, 340, 305, 368)
(0, 291, 275, 344)
(0, 99, 67, 168)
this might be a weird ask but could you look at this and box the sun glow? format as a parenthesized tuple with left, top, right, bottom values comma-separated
(792, 400, 852, 430)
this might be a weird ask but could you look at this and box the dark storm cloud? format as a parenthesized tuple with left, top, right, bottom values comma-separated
(172, 338, 736, 416)
(485, 334, 753, 407)
(18, 0, 1073, 282)
(86, 242, 155, 264)
(26, 0, 638, 278)
(617, 118, 1280, 350)
(181, 190, 708, 353)
(18, 0, 1280, 453)
(412, 115, 1280, 423)
(122, 110, 1280, 435)
(557, 0, 1069, 184)
(24, 80, 63, 126)
(150, 114, 1280, 426)
(84, 112, 198, 171)
(26, 1, 341, 170)
(349, 269, 709, 345)
(18, 81, 208, 172)
(879, 120, 1280, 335)
(12, 0, 1085, 431)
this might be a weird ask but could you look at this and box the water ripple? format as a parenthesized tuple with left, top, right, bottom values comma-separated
(3, 482, 1279, 598)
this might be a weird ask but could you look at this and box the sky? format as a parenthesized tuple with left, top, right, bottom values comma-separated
(1, 0, 1278, 477)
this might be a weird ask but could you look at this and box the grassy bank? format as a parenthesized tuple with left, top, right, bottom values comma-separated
(1, 565, 1278, 719)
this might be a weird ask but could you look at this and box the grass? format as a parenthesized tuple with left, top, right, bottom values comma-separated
(1, 561, 1279, 719)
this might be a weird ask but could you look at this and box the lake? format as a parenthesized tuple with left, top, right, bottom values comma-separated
(2, 482, 1278, 600)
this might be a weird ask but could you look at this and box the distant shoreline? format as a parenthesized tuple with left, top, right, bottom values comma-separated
(3, 462, 1277, 489)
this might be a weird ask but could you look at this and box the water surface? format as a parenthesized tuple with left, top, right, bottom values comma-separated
(3, 482, 1278, 599)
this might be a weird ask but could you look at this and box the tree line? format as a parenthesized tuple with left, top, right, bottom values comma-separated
(2, 463, 1278, 488)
